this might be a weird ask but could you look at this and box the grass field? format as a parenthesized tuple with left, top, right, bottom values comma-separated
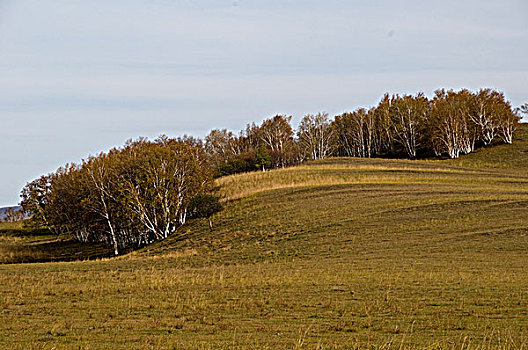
(1, 124, 527, 349)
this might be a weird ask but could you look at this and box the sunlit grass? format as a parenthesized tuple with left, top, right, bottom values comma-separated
(217, 159, 528, 201)
(0, 124, 527, 348)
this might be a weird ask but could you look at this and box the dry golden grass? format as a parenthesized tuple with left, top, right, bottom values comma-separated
(1, 124, 528, 349)
(217, 160, 528, 201)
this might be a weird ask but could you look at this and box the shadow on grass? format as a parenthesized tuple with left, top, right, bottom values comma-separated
(0, 227, 51, 238)
(0, 239, 115, 264)
(0, 221, 115, 264)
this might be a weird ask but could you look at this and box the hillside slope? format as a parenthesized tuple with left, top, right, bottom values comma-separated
(0, 124, 527, 349)
(140, 124, 528, 267)
(445, 122, 528, 170)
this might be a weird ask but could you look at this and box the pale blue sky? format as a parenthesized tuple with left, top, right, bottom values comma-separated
(0, 0, 527, 206)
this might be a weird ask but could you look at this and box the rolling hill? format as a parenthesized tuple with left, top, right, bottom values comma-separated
(0, 124, 527, 349)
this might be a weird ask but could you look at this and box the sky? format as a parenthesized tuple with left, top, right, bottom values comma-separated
(0, 0, 527, 206)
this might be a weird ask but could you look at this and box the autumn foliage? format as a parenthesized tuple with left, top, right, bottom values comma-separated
(206, 88, 520, 175)
(21, 137, 215, 254)
(20, 88, 522, 252)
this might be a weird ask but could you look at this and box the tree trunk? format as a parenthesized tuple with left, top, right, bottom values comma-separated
(106, 217, 119, 255)
(208, 217, 213, 231)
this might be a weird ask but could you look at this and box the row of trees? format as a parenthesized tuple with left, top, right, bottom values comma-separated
(0, 207, 25, 222)
(20, 88, 523, 252)
(21, 137, 219, 254)
(205, 116, 298, 175)
(206, 89, 522, 174)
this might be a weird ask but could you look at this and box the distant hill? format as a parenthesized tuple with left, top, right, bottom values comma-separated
(0, 206, 24, 221)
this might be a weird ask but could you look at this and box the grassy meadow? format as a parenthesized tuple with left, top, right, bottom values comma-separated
(1, 124, 528, 349)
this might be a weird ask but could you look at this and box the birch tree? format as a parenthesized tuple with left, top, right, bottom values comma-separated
(331, 113, 356, 157)
(497, 100, 520, 144)
(84, 154, 121, 255)
(390, 93, 430, 159)
(122, 140, 211, 242)
(430, 90, 471, 159)
(259, 115, 297, 168)
(297, 112, 334, 160)
(373, 94, 394, 155)
(20, 137, 216, 254)
(331, 109, 379, 158)
(470, 89, 500, 145)
(205, 129, 238, 162)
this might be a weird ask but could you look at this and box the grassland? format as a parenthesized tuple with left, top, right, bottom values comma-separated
(0, 221, 113, 264)
(1, 124, 528, 349)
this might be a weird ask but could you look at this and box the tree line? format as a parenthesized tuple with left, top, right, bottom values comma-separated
(21, 137, 219, 255)
(206, 88, 522, 175)
(0, 207, 26, 223)
(20, 88, 524, 253)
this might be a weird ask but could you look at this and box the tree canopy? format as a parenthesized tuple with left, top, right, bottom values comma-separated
(204, 88, 520, 177)
(21, 137, 216, 254)
(20, 87, 522, 253)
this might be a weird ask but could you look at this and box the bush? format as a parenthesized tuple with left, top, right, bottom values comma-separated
(187, 194, 223, 230)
